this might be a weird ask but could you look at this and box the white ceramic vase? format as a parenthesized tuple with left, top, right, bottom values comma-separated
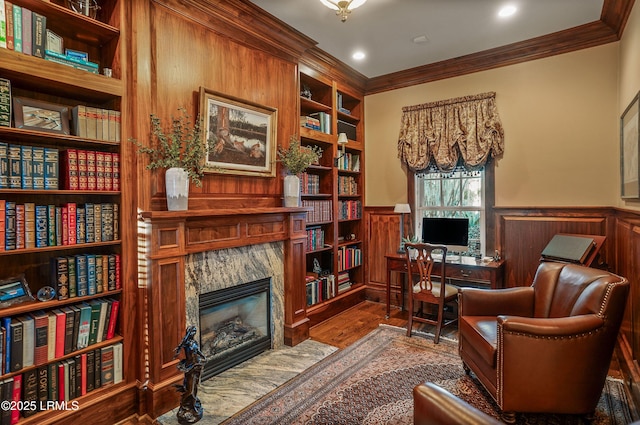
(283, 174, 301, 207)
(165, 167, 189, 211)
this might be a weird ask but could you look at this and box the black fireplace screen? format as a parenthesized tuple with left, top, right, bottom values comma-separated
(199, 278, 272, 380)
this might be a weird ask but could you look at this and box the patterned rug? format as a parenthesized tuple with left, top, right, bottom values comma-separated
(222, 325, 633, 425)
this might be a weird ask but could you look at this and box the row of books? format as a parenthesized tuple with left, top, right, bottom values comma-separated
(0, 201, 119, 251)
(0, 297, 120, 375)
(338, 175, 358, 196)
(303, 112, 331, 134)
(60, 149, 121, 191)
(337, 271, 352, 294)
(336, 152, 360, 172)
(305, 274, 335, 307)
(52, 254, 121, 301)
(301, 173, 321, 195)
(336, 92, 351, 115)
(302, 199, 333, 224)
(0, 342, 123, 423)
(337, 245, 362, 272)
(0, 143, 58, 190)
(300, 116, 321, 131)
(44, 49, 98, 74)
(338, 200, 362, 220)
(305, 226, 325, 252)
(0, 1, 48, 59)
(72, 106, 121, 142)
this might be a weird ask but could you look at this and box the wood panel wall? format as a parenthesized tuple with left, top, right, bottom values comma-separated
(365, 205, 640, 411)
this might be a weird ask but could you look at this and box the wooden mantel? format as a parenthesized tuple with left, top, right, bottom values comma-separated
(139, 207, 310, 418)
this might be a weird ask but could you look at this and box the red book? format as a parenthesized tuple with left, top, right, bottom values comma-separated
(67, 203, 77, 245)
(58, 362, 65, 402)
(95, 151, 105, 191)
(53, 309, 66, 358)
(30, 311, 49, 366)
(77, 150, 88, 190)
(5, 2, 14, 51)
(61, 206, 69, 246)
(106, 300, 120, 339)
(111, 153, 120, 191)
(60, 149, 79, 190)
(86, 150, 97, 191)
(115, 254, 121, 289)
(10, 374, 21, 424)
(103, 152, 113, 191)
(81, 353, 87, 395)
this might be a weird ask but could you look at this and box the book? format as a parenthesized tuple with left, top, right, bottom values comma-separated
(19, 142, 32, 189)
(67, 202, 77, 245)
(47, 362, 57, 402)
(86, 350, 94, 392)
(11, 4, 20, 53)
(52, 256, 69, 300)
(93, 203, 101, 242)
(75, 254, 88, 297)
(5, 201, 15, 250)
(74, 355, 82, 398)
(106, 299, 119, 339)
(541, 234, 596, 264)
(95, 254, 103, 293)
(95, 151, 105, 190)
(0, 327, 3, 375)
(101, 345, 114, 386)
(70, 305, 80, 352)
(80, 353, 87, 395)
(101, 203, 114, 241)
(111, 152, 120, 191)
(68, 358, 76, 400)
(67, 255, 77, 298)
(0, 317, 9, 372)
(61, 306, 75, 355)
(21, 6, 31, 55)
(88, 300, 102, 345)
(0, 78, 9, 128)
(100, 109, 109, 141)
(46, 204, 55, 246)
(10, 374, 21, 424)
(58, 362, 65, 401)
(77, 150, 88, 190)
(86, 149, 96, 190)
(14, 203, 23, 250)
(94, 347, 101, 389)
(22, 368, 38, 417)
(101, 300, 111, 342)
(30, 310, 48, 366)
(44, 147, 59, 190)
(31, 12, 46, 58)
(72, 105, 87, 138)
(35, 205, 47, 248)
(8, 144, 20, 189)
(0, 0, 6, 49)
(24, 202, 35, 249)
(8, 318, 22, 372)
(4, 2, 12, 51)
(103, 152, 113, 191)
(113, 342, 123, 384)
(86, 107, 98, 139)
(46, 312, 56, 361)
(0, 378, 13, 425)
(17, 315, 34, 368)
(36, 366, 48, 408)
(84, 202, 94, 243)
(0, 142, 8, 187)
(52, 309, 66, 358)
(77, 303, 91, 349)
(60, 149, 79, 190)
(87, 254, 96, 295)
(0, 200, 4, 252)
(107, 254, 117, 291)
(76, 206, 86, 244)
(96, 299, 108, 343)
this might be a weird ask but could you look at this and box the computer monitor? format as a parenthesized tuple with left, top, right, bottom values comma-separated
(421, 217, 469, 252)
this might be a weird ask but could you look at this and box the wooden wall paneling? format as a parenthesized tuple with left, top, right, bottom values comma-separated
(494, 208, 610, 287)
(284, 214, 310, 345)
(365, 207, 403, 304)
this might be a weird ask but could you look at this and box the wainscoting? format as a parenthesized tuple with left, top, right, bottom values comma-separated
(364, 205, 640, 412)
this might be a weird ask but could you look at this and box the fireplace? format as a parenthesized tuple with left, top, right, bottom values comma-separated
(199, 278, 272, 380)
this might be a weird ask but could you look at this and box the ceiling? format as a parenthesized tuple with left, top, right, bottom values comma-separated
(248, 0, 606, 78)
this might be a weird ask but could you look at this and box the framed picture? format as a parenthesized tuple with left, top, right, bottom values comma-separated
(200, 87, 277, 177)
(0, 274, 34, 308)
(621, 91, 640, 199)
(13, 97, 70, 135)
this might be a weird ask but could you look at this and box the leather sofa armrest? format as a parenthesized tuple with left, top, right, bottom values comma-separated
(459, 287, 534, 317)
(413, 382, 501, 425)
(498, 314, 603, 337)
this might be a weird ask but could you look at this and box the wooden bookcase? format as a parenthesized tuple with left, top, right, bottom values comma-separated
(299, 69, 366, 327)
(0, 1, 136, 424)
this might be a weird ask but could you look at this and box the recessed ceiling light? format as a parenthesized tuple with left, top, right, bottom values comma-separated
(352, 51, 366, 60)
(498, 4, 517, 18)
(412, 35, 429, 44)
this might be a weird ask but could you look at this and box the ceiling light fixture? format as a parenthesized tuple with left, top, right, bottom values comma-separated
(320, 0, 367, 22)
(498, 4, 517, 18)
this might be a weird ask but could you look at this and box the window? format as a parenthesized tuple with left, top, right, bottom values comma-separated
(414, 168, 485, 256)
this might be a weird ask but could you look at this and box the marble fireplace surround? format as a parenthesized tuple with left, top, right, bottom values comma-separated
(184, 242, 285, 349)
(140, 207, 310, 419)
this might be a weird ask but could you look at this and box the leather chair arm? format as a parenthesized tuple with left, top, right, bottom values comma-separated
(459, 287, 534, 317)
(498, 314, 604, 337)
(413, 382, 501, 425)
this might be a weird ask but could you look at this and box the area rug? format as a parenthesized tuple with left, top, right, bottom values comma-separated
(222, 325, 633, 425)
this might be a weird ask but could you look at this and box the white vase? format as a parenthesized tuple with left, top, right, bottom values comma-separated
(165, 167, 189, 211)
(283, 174, 301, 207)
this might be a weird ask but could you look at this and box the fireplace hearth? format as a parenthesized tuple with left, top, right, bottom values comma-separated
(199, 278, 272, 380)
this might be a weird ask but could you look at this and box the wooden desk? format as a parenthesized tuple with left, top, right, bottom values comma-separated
(385, 253, 505, 319)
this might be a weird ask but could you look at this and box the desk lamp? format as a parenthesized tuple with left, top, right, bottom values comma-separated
(394, 203, 411, 253)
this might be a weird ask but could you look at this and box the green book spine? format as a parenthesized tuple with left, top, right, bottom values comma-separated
(11, 4, 20, 53)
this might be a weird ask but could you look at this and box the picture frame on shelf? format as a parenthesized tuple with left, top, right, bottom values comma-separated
(621, 91, 640, 199)
(200, 87, 277, 177)
(13, 97, 71, 135)
(0, 274, 35, 308)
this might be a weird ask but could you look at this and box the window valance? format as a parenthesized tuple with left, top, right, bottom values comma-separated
(397, 92, 504, 173)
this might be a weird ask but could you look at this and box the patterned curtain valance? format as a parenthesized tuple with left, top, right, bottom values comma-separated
(397, 92, 504, 173)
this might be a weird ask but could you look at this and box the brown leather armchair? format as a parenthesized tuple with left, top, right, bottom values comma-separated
(458, 261, 629, 423)
(414, 382, 501, 425)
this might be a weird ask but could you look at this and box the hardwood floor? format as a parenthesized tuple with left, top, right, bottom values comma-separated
(308, 300, 457, 349)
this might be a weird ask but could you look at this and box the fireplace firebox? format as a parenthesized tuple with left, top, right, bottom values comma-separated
(199, 278, 272, 380)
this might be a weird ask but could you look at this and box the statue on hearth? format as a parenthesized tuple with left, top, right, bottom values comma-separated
(173, 325, 206, 424)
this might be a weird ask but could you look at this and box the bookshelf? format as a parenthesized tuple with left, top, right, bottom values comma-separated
(299, 69, 365, 326)
(0, 1, 133, 423)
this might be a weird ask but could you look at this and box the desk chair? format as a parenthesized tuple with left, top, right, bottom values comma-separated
(404, 243, 459, 343)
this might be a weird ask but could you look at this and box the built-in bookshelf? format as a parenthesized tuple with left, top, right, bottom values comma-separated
(299, 69, 365, 324)
(0, 1, 130, 423)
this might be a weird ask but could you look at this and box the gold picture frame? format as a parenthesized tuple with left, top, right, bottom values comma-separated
(621, 91, 640, 199)
(200, 87, 277, 177)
